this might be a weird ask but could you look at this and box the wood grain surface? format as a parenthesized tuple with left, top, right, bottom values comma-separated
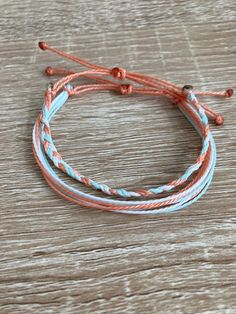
(0, 1, 236, 313)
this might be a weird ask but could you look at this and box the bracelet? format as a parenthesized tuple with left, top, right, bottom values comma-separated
(32, 41, 233, 214)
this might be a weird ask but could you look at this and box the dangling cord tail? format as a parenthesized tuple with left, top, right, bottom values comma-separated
(32, 42, 233, 214)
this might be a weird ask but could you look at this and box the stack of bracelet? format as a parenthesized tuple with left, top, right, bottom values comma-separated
(32, 42, 233, 214)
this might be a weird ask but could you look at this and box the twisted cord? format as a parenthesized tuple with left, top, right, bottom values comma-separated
(32, 42, 233, 214)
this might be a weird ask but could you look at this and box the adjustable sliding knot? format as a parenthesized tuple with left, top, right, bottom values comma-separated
(120, 84, 133, 95)
(182, 85, 193, 97)
(182, 85, 197, 103)
(111, 67, 126, 80)
(182, 84, 193, 93)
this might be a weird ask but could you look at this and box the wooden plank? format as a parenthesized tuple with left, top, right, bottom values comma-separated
(0, 1, 236, 313)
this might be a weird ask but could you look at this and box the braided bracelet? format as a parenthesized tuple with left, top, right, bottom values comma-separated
(32, 41, 233, 214)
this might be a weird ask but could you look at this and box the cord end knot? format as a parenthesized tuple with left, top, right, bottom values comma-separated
(45, 66, 54, 76)
(215, 115, 224, 126)
(225, 88, 233, 98)
(38, 41, 48, 51)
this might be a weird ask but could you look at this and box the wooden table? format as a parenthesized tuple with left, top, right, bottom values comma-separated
(1, 1, 235, 313)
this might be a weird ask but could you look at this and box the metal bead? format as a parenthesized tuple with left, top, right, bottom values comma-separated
(182, 84, 193, 91)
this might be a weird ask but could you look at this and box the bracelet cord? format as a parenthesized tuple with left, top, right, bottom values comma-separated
(32, 42, 233, 214)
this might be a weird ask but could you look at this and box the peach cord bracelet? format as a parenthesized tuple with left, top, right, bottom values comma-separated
(32, 42, 233, 214)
